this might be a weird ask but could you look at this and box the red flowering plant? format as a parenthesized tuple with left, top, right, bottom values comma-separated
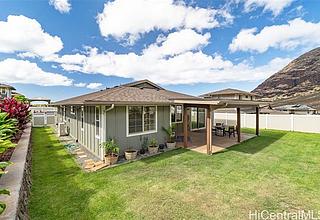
(0, 98, 30, 131)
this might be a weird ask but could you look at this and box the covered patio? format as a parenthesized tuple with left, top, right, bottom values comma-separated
(173, 99, 263, 155)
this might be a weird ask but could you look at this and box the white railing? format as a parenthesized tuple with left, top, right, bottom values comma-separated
(214, 113, 320, 134)
(30, 107, 57, 127)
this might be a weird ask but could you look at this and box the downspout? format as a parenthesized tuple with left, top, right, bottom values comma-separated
(106, 104, 114, 112)
(101, 104, 114, 160)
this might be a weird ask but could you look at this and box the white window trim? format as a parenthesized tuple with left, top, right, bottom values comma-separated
(95, 106, 101, 139)
(190, 107, 207, 131)
(170, 104, 184, 124)
(126, 105, 157, 137)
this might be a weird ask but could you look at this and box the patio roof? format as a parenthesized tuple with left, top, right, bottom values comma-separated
(172, 98, 269, 108)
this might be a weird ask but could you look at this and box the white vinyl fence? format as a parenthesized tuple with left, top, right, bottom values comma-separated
(214, 113, 320, 134)
(30, 107, 57, 127)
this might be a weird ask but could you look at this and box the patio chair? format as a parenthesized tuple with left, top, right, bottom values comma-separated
(225, 126, 236, 138)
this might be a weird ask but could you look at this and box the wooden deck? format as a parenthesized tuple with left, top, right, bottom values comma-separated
(177, 130, 256, 154)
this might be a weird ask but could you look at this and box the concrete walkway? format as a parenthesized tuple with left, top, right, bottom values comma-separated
(177, 130, 256, 154)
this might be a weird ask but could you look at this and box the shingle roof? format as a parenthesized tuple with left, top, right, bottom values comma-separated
(0, 83, 16, 90)
(274, 104, 317, 111)
(200, 88, 260, 98)
(53, 80, 200, 105)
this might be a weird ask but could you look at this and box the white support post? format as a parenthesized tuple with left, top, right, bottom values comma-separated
(291, 114, 294, 131)
(101, 106, 106, 160)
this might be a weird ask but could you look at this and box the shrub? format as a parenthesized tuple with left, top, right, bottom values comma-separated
(0, 112, 17, 154)
(100, 138, 120, 157)
(13, 95, 28, 103)
(149, 138, 157, 147)
(162, 124, 176, 143)
(0, 98, 30, 130)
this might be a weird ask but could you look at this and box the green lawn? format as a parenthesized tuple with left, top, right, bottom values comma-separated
(29, 128, 320, 220)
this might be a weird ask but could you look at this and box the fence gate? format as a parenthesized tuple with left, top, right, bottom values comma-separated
(30, 107, 57, 127)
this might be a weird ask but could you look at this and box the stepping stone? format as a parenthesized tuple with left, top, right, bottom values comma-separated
(91, 163, 108, 172)
(94, 161, 104, 167)
(84, 164, 95, 169)
(76, 151, 85, 155)
(78, 155, 87, 158)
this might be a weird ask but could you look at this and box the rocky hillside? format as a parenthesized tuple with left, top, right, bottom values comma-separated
(253, 47, 320, 99)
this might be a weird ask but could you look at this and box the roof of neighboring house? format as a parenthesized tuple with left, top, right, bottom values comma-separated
(274, 104, 317, 111)
(200, 88, 260, 98)
(0, 83, 16, 90)
(53, 79, 200, 105)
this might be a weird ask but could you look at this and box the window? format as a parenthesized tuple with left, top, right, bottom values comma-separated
(95, 106, 100, 138)
(171, 105, 183, 123)
(0, 88, 5, 94)
(144, 106, 156, 131)
(127, 106, 157, 136)
(191, 107, 206, 130)
(71, 106, 75, 115)
(128, 107, 143, 134)
(63, 106, 66, 121)
(81, 106, 84, 129)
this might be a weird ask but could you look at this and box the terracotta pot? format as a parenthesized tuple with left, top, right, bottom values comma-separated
(125, 150, 138, 160)
(166, 142, 176, 149)
(104, 154, 118, 165)
(148, 146, 159, 154)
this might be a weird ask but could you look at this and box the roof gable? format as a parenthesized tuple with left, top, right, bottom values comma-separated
(200, 88, 259, 98)
(122, 79, 164, 90)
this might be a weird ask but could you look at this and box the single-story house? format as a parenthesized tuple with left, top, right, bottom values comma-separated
(273, 104, 317, 115)
(53, 80, 265, 160)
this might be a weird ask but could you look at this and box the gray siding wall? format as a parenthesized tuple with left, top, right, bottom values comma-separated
(57, 106, 102, 159)
(106, 106, 170, 154)
(56, 105, 170, 158)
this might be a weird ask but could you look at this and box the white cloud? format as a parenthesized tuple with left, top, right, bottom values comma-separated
(229, 18, 320, 53)
(143, 29, 211, 58)
(97, 0, 233, 44)
(0, 15, 63, 57)
(49, 0, 71, 13)
(49, 49, 291, 85)
(0, 59, 72, 86)
(74, 82, 87, 87)
(87, 83, 103, 89)
(243, 0, 294, 16)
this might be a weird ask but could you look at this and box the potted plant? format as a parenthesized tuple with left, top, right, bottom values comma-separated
(139, 137, 148, 154)
(125, 148, 138, 160)
(148, 138, 158, 154)
(163, 125, 176, 149)
(100, 138, 120, 165)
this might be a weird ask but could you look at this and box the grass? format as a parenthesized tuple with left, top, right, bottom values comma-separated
(29, 128, 320, 219)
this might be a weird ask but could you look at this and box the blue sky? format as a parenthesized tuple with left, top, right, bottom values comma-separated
(0, 0, 319, 101)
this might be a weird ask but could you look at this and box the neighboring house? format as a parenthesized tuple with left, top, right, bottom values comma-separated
(200, 88, 260, 101)
(54, 80, 264, 160)
(274, 104, 317, 115)
(0, 83, 15, 100)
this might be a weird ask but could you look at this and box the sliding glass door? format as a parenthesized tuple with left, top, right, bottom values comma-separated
(190, 107, 206, 130)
